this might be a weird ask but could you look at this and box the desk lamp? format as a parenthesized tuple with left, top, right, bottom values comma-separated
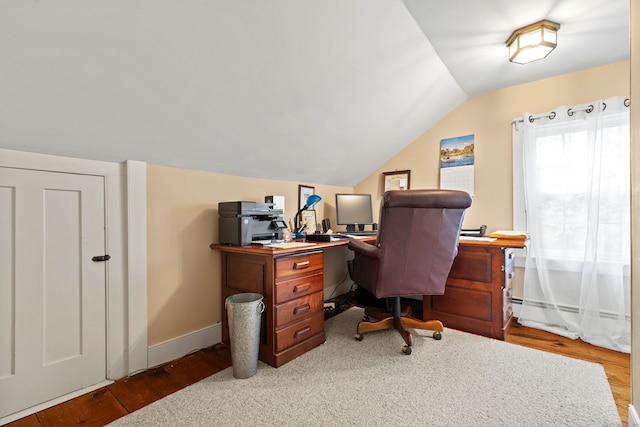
(294, 194, 322, 234)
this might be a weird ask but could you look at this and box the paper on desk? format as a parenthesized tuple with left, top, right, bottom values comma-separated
(265, 242, 317, 249)
(459, 236, 497, 242)
(253, 239, 283, 245)
(488, 230, 529, 240)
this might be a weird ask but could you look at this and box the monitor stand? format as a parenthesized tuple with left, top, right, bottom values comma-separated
(346, 224, 365, 232)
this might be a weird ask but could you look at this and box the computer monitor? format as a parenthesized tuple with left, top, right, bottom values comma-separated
(335, 193, 374, 232)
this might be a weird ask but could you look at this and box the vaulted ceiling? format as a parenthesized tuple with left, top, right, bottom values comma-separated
(0, 0, 629, 186)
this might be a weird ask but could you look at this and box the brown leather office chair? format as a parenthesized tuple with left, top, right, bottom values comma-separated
(348, 189, 472, 354)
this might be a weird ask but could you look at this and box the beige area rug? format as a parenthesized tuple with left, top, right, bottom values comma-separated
(109, 308, 621, 426)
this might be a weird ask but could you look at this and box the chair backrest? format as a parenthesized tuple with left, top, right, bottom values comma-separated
(372, 189, 472, 298)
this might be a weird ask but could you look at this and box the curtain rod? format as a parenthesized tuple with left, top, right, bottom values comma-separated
(511, 98, 630, 126)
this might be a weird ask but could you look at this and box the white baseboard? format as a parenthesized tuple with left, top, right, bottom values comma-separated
(512, 297, 630, 324)
(513, 298, 522, 318)
(147, 323, 222, 369)
(629, 404, 640, 426)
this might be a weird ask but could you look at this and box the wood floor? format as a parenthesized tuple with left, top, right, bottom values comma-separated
(5, 312, 631, 427)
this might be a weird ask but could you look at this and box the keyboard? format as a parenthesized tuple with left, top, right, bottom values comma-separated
(305, 233, 350, 242)
(341, 231, 377, 236)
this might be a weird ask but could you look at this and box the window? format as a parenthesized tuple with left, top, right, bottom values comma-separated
(513, 100, 630, 267)
(513, 97, 630, 352)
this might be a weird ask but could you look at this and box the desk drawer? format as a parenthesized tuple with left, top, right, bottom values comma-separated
(448, 248, 493, 283)
(275, 272, 324, 304)
(275, 291, 323, 327)
(275, 252, 323, 280)
(275, 311, 324, 353)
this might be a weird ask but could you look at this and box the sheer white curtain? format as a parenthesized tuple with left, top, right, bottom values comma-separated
(515, 96, 630, 353)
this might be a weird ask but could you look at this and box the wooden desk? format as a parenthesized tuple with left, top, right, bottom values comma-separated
(211, 237, 375, 367)
(423, 238, 526, 340)
(212, 236, 524, 367)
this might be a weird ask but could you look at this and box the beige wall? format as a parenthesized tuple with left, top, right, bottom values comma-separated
(355, 60, 630, 299)
(146, 164, 350, 346)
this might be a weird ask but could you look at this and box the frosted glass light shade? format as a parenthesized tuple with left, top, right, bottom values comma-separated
(506, 20, 560, 64)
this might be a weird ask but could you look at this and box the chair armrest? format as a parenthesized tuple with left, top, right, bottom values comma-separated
(348, 238, 380, 259)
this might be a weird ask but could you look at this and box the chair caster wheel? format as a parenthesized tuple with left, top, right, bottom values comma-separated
(354, 333, 363, 341)
(402, 345, 412, 355)
(433, 331, 442, 340)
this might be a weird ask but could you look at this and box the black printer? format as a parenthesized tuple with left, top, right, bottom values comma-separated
(218, 201, 287, 245)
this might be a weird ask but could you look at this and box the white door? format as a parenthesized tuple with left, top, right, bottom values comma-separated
(0, 167, 107, 418)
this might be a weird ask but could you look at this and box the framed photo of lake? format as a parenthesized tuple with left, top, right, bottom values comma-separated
(440, 134, 475, 168)
(440, 134, 475, 196)
(383, 170, 411, 191)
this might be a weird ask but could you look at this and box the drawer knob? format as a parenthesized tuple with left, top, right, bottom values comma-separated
(293, 283, 311, 293)
(293, 304, 311, 315)
(294, 326, 311, 338)
(293, 261, 310, 269)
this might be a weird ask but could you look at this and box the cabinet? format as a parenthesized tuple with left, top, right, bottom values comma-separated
(214, 245, 327, 367)
(423, 241, 519, 340)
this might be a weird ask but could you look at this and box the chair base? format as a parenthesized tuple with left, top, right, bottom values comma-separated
(355, 297, 443, 354)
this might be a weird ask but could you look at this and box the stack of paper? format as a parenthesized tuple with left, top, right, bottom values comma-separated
(459, 236, 497, 242)
(488, 230, 529, 240)
(265, 242, 317, 249)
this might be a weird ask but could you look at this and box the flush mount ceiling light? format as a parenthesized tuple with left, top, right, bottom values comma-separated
(506, 20, 560, 64)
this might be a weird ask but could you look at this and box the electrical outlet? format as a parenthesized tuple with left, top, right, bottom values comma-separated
(323, 302, 335, 310)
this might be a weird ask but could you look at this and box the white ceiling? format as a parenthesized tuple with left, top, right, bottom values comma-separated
(405, 0, 630, 96)
(0, 0, 629, 187)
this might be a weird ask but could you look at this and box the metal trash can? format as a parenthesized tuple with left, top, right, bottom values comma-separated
(225, 293, 265, 379)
